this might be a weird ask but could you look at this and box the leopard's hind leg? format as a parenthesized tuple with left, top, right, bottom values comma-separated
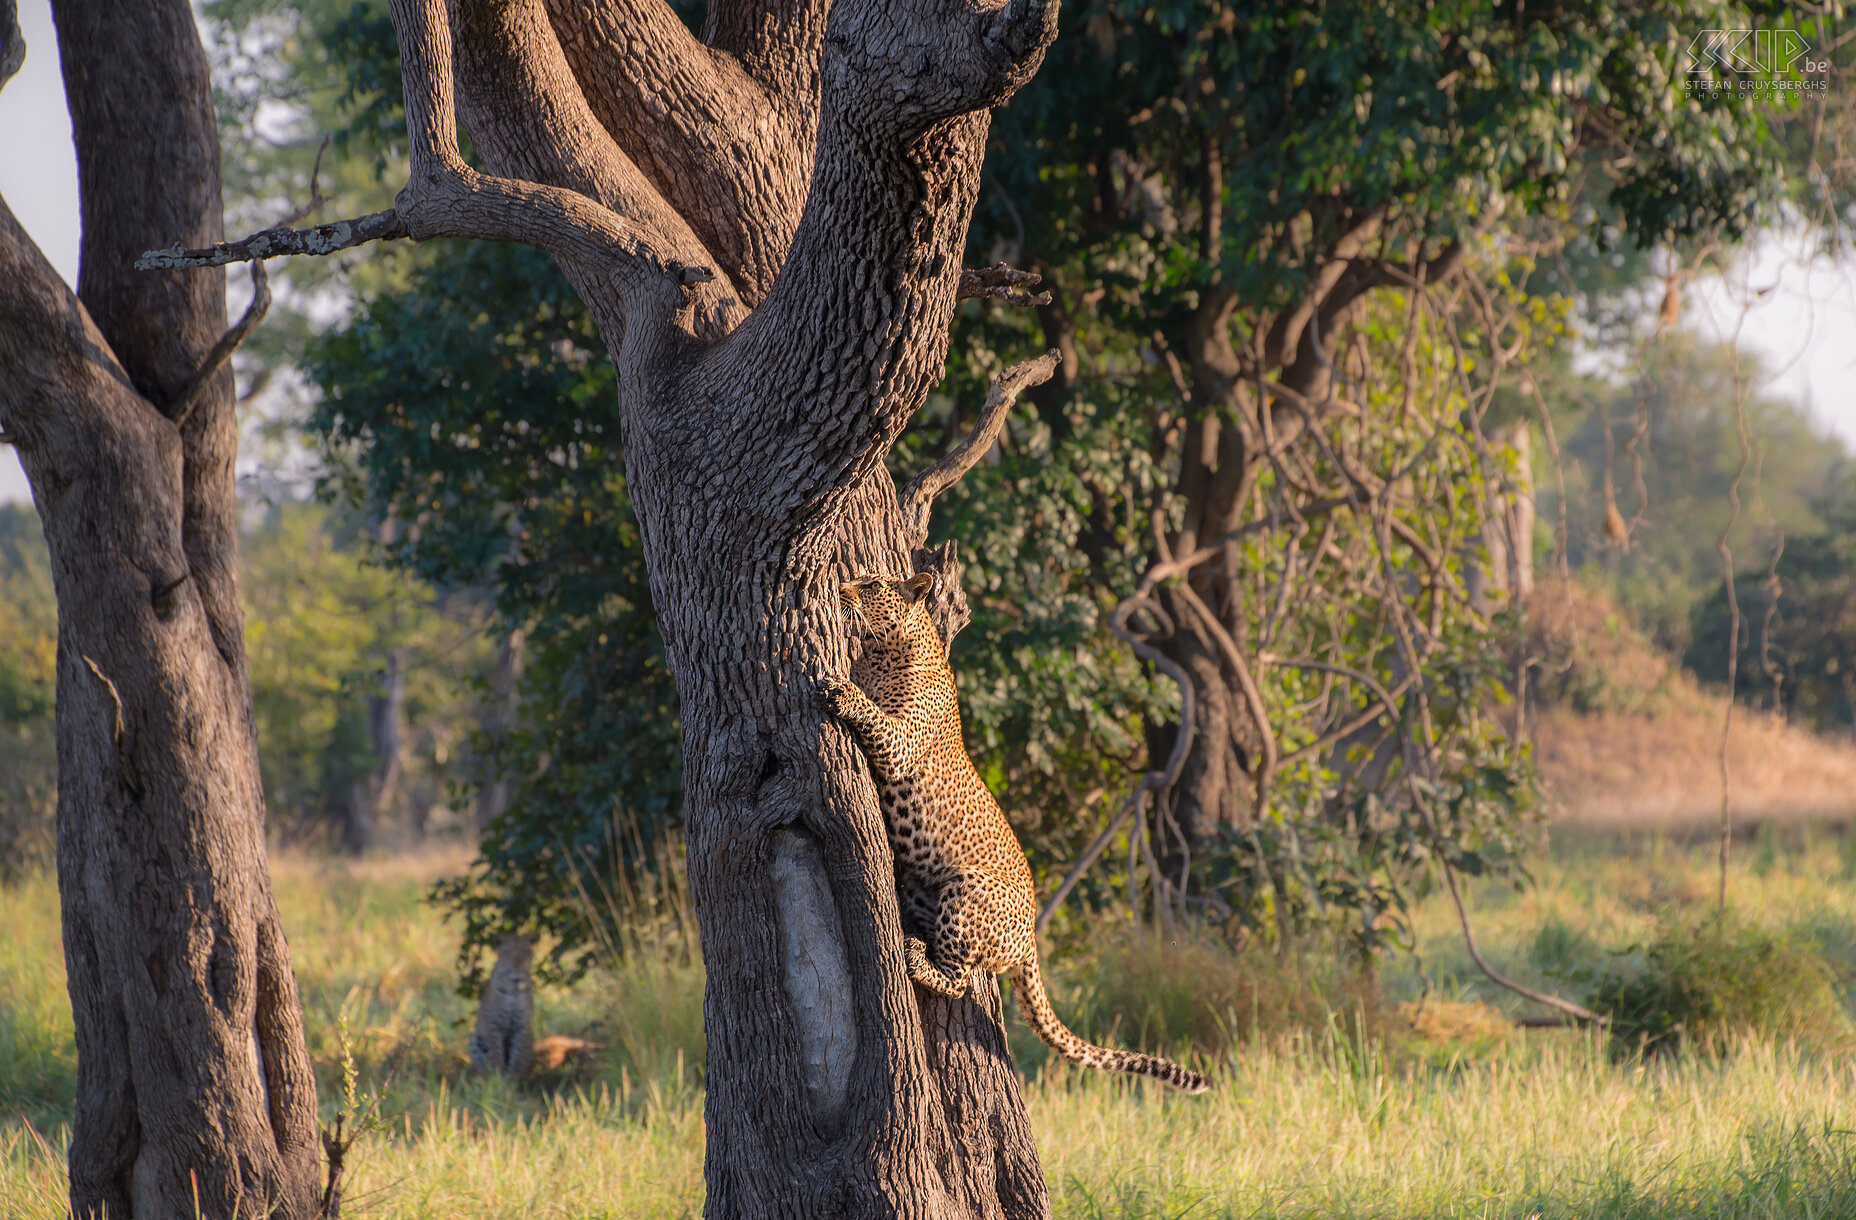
(903, 871, 1027, 998)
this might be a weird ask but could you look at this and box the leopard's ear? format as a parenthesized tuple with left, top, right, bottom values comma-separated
(902, 571, 936, 604)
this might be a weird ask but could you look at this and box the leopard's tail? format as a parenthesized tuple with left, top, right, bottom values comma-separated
(1008, 957, 1210, 1093)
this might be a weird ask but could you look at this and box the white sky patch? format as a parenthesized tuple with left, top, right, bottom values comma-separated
(1687, 229, 1856, 448)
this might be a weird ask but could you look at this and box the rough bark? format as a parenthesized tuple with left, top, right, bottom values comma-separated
(0, 2, 321, 1216)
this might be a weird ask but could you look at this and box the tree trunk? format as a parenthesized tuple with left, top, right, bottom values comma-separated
(475, 626, 525, 833)
(0, 3, 323, 1217)
(348, 646, 407, 853)
(1469, 419, 1535, 613)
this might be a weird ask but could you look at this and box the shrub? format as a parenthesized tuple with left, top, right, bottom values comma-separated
(1584, 912, 1847, 1058)
(1010, 924, 1382, 1079)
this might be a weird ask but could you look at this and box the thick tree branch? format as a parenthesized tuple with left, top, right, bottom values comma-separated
(682, 0, 1059, 517)
(0, 199, 150, 452)
(543, 0, 813, 301)
(1, 0, 22, 89)
(702, 0, 831, 91)
(898, 350, 1059, 544)
(1260, 207, 1386, 373)
(451, 0, 738, 333)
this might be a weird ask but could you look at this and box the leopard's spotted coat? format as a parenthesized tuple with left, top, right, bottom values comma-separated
(821, 572, 1209, 1093)
(468, 933, 535, 1078)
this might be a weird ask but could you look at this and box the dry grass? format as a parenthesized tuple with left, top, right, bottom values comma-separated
(9, 834, 1856, 1217)
(1527, 585, 1856, 826)
(1535, 704, 1856, 825)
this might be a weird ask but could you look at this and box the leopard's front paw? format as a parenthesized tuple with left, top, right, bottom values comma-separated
(817, 676, 859, 720)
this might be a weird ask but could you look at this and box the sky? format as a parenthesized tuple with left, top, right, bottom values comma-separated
(4, 0, 1856, 508)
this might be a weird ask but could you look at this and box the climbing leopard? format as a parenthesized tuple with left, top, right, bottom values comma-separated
(820, 571, 1210, 1093)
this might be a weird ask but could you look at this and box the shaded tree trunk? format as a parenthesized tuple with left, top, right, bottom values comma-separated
(1133, 200, 1464, 870)
(0, 2, 321, 1216)
(1469, 420, 1535, 613)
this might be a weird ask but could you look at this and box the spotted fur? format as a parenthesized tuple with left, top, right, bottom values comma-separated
(468, 933, 535, 1078)
(821, 572, 1210, 1093)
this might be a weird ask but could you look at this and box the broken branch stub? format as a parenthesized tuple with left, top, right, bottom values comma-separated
(899, 349, 1060, 545)
(957, 262, 1051, 307)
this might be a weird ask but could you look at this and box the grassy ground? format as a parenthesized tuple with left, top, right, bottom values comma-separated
(7, 829, 1856, 1218)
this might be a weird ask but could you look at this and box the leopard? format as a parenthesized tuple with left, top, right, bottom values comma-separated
(468, 932, 536, 1078)
(820, 571, 1210, 1093)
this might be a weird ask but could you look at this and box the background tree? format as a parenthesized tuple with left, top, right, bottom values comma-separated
(0, 0, 322, 1215)
(947, 0, 1837, 938)
(1688, 488, 1856, 737)
(241, 501, 493, 851)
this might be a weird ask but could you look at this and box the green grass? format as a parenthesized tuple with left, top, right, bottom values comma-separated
(8, 830, 1856, 1218)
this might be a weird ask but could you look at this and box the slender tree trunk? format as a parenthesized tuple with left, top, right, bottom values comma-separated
(0, 2, 322, 1217)
(348, 646, 407, 853)
(475, 626, 525, 833)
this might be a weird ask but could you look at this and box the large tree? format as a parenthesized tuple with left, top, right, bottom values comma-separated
(0, 1, 322, 1217)
(155, 0, 1066, 1215)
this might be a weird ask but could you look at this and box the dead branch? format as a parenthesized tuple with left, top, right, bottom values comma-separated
(1036, 595, 1196, 934)
(1260, 654, 1417, 768)
(136, 209, 409, 270)
(275, 135, 332, 232)
(957, 262, 1052, 307)
(1433, 834, 1606, 1026)
(898, 349, 1059, 545)
(169, 261, 271, 428)
(1137, 494, 1358, 595)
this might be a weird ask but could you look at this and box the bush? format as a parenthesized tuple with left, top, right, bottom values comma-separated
(1584, 912, 1847, 1058)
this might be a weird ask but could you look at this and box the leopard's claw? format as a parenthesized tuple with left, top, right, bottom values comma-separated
(817, 676, 857, 719)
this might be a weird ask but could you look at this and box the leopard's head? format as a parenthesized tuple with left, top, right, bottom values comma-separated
(494, 932, 536, 970)
(838, 572, 936, 645)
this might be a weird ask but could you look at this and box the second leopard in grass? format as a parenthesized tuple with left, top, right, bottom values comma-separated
(820, 571, 1209, 1093)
